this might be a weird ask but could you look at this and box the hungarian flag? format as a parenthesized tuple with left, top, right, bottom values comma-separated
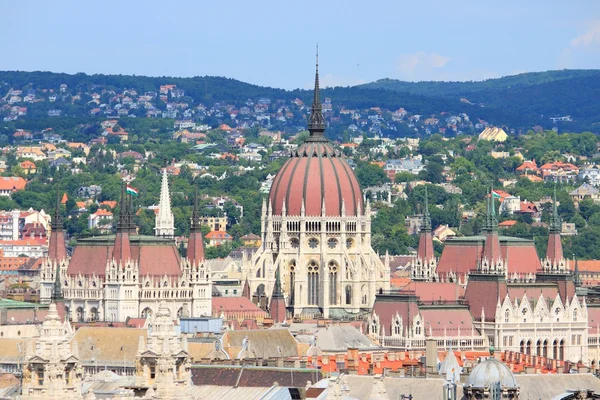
(126, 186, 138, 196)
(491, 190, 502, 198)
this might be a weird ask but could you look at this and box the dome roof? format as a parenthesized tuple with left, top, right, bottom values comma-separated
(268, 140, 363, 217)
(467, 358, 518, 389)
(268, 56, 363, 217)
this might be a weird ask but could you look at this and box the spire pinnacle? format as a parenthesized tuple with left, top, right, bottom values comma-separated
(549, 183, 562, 233)
(191, 187, 200, 231)
(307, 46, 326, 140)
(421, 186, 432, 232)
(52, 187, 63, 231)
(117, 181, 128, 231)
(485, 187, 498, 232)
(155, 167, 175, 237)
(273, 266, 283, 297)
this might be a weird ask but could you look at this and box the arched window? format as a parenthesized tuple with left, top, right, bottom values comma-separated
(526, 339, 532, 355)
(289, 261, 296, 306)
(345, 285, 352, 305)
(573, 309, 578, 321)
(394, 320, 401, 335)
(553, 340, 558, 360)
(415, 321, 421, 336)
(328, 261, 338, 305)
(543, 339, 549, 358)
(308, 261, 319, 305)
(559, 339, 565, 361)
(504, 309, 510, 323)
(536, 340, 541, 356)
(520, 340, 525, 354)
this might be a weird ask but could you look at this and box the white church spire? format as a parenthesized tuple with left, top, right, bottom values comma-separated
(154, 167, 175, 238)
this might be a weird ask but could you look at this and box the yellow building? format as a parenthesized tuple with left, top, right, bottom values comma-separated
(241, 233, 262, 247)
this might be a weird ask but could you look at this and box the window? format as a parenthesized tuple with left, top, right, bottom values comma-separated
(504, 309, 510, 323)
(573, 309, 578, 321)
(290, 238, 299, 249)
(327, 238, 337, 249)
(329, 262, 338, 305)
(308, 238, 319, 249)
(37, 368, 44, 385)
(346, 238, 353, 249)
(150, 365, 156, 379)
(308, 261, 319, 305)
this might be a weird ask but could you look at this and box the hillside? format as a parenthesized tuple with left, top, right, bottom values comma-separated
(0, 70, 599, 134)
(359, 70, 600, 130)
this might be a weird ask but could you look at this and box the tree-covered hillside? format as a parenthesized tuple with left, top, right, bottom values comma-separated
(359, 70, 600, 131)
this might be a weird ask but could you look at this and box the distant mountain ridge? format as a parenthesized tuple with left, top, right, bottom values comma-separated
(0, 69, 599, 132)
(358, 70, 600, 131)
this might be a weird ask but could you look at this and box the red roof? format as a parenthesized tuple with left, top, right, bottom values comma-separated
(498, 220, 517, 227)
(67, 237, 182, 277)
(0, 177, 26, 191)
(212, 297, 266, 315)
(420, 308, 475, 336)
(269, 141, 363, 217)
(205, 231, 232, 239)
(516, 160, 538, 172)
(437, 237, 541, 276)
(400, 281, 465, 302)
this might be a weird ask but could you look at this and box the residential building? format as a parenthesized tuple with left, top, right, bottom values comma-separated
(579, 166, 600, 186)
(0, 177, 27, 196)
(205, 231, 232, 247)
(478, 126, 508, 142)
(570, 183, 600, 206)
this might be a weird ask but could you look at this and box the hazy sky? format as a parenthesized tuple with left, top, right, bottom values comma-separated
(2, 1, 600, 89)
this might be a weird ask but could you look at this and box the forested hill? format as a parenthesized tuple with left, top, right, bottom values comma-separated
(359, 70, 600, 130)
(1, 69, 600, 132)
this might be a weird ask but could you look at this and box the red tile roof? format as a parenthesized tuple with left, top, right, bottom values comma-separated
(0, 177, 26, 191)
(67, 237, 182, 277)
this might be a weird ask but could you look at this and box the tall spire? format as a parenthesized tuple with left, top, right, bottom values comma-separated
(421, 186, 432, 232)
(48, 187, 66, 262)
(269, 266, 286, 324)
(307, 45, 326, 140)
(549, 184, 562, 233)
(117, 181, 128, 231)
(187, 187, 205, 265)
(113, 181, 132, 262)
(484, 187, 498, 232)
(154, 167, 175, 238)
(191, 187, 200, 231)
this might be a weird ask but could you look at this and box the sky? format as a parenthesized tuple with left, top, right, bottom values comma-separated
(2, 0, 600, 90)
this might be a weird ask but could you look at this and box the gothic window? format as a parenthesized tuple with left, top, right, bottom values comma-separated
(345, 285, 352, 305)
(504, 309, 510, 323)
(308, 238, 319, 249)
(327, 238, 338, 249)
(415, 321, 421, 336)
(290, 238, 299, 249)
(329, 262, 338, 305)
(289, 262, 296, 306)
(163, 281, 168, 287)
(346, 238, 353, 249)
(573, 309, 578, 321)
(394, 320, 401, 335)
(307, 261, 319, 305)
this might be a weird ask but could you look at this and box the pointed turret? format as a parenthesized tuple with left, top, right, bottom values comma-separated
(574, 257, 582, 287)
(269, 266, 286, 324)
(242, 276, 251, 300)
(306, 46, 327, 142)
(546, 185, 564, 267)
(113, 182, 132, 262)
(187, 188, 205, 266)
(413, 186, 436, 280)
(48, 188, 66, 262)
(481, 188, 503, 272)
(154, 167, 175, 238)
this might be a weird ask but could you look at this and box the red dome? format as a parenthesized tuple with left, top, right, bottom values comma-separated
(268, 139, 363, 217)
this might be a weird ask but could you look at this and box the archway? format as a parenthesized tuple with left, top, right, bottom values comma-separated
(76, 306, 84, 322)
(536, 340, 541, 356)
(141, 307, 153, 319)
(559, 339, 565, 361)
(543, 339, 548, 358)
(520, 340, 525, 354)
(89, 307, 98, 322)
(553, 340, 558, 360)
